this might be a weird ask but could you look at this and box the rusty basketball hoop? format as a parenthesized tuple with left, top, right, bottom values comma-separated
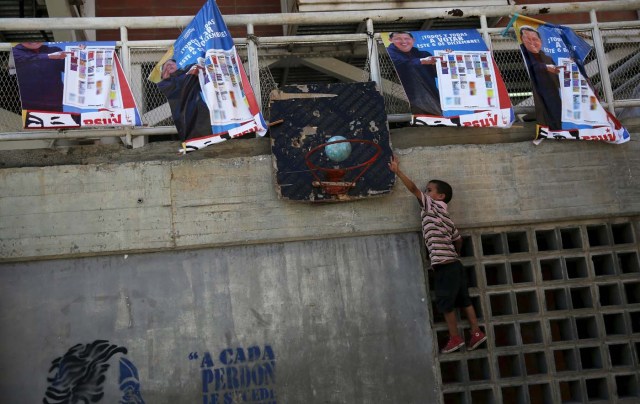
(304, 138, 382, 196)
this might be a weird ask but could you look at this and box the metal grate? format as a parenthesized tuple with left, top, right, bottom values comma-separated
(431, 217, 640, 404)
(0, 51, 23, 131)
(376, 41, 411, 115)
(602, 27, 640, 119)
(255, 38, 372, 119)
(129, 47, 176, 128)
(489, 32, 536, 109)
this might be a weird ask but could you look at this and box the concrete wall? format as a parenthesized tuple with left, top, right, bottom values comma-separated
(1, 126, 640, 402)
(0, 233, 435, 403)
(2, 134, 639, 261)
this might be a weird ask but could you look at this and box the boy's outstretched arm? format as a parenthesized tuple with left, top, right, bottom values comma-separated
(388, 154, 422, 200)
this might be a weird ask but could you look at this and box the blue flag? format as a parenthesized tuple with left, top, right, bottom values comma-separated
(150, 0, 267, 153)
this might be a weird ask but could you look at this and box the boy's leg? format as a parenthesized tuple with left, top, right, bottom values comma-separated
(444, 310, 459, 337)
(463, 304, 481, 333)
(464, 304, 487, 350)
(452, 262, 487, 350)
(441, 310, 464, 353)
(435, 264, 465, 353)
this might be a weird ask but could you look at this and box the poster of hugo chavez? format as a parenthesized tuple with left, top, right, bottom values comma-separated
(509, 13, 629, 144)
(382, 29, 514, 128)
(11, 41, 141, 130)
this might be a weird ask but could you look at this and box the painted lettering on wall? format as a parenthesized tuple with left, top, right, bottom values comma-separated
(197, 345, 276, 403)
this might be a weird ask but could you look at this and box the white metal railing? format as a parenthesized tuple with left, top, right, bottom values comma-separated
(0, 0, 638, 146)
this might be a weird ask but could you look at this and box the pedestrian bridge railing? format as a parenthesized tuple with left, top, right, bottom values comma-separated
(0, 0, 638, 147)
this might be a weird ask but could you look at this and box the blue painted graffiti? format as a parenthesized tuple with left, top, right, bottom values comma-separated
(199, 345, 276, 404)
(119, 357, 145, 403)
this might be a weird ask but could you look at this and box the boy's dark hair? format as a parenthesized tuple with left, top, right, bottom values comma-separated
(428, 179, 453, 203)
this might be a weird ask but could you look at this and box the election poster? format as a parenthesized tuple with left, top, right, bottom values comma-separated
(12, 41, 141, 129)
(507, 13, 629, 143)
(148, 0, 267, 153)
(382, 29, 514, 128)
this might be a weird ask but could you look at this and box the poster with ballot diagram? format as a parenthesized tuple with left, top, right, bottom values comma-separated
(63, 45, 116, 109)
(12, 41, 141, 130)
(436, 51, 501, 111)
(61, 42, 140, 129)
(382, 29, 514, 128)
(557, 57, 608, 127)
(201, 48, 252, 125)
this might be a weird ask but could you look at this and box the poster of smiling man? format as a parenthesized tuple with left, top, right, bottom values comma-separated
(148, 0, 267, 153)
(12, 41, 141, 129)
(382, 29, 514, 128)
(508, 13, 629, 143)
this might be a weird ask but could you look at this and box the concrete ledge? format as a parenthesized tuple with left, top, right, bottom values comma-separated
(1, 122, 639, 261)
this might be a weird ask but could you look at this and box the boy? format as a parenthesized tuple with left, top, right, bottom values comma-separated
(388, 154, 486, 353)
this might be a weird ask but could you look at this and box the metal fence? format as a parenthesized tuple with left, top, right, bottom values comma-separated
(0, 1, 638, 146)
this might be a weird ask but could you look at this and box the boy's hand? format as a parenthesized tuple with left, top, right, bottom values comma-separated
(388, 154, 421, 199)
(388, 154, 399, 173)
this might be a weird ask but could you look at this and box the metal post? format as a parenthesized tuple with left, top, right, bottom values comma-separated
(120, 26, 134, 147)
(119, 26, 131, 81)
(246, 23, 262, 112)
(590, 9, 615, 113)
(366, 19, 382, 88)
(480, 14, 491, 49)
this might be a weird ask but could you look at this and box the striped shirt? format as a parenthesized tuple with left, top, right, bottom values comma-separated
(419, 191, 461, 266)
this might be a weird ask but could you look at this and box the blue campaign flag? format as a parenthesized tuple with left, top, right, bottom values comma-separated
(150, 0, 267, 153)
(555, 26, 591, 63)
(172, 0, 234, 70)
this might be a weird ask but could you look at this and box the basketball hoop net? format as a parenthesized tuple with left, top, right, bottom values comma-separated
(304, 138, 382, 196)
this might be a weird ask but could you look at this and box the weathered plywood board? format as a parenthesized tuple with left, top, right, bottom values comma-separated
(269, 82, 395, 202)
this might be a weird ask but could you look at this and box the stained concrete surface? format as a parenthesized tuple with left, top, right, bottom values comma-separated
(0, 121, 544, 169)
(2, 118, 640, 403)
(0, 233, 437, 403)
